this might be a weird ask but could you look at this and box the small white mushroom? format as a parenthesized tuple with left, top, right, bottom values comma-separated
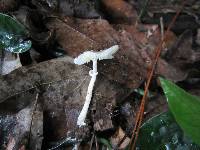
(74, 45, 119, 127)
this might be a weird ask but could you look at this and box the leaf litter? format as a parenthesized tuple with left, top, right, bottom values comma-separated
(0, 0, 200, 149)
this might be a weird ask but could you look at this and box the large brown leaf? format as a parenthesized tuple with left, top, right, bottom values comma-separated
(46, 17, 187, 88)
(0, 103, 43, 150)
(0, 56, 130, 148)
(46, 18, 146, 88)
(100, 0, 137, 24)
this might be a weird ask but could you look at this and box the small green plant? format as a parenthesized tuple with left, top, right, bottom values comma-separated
(0, 13, 31, 53)
(160, 78, 200, 145)
(136, 111, 200, 150)
(136, 78, 200, 149)
(98, 137, 112, 150)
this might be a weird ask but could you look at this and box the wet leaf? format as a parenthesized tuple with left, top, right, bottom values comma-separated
(0, 56, 130, 148)
(0, 104, 43, 150)
(0, 13, 31, 53)
(160, 78, 200, 146)
(136, 111, 200, 150)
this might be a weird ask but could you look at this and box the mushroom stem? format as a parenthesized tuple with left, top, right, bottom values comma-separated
(75, 45, 119, 127)
(77, 59, 98, 126)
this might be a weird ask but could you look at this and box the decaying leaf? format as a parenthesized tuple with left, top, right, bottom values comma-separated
(165, 30, 200, 70)
(0, 103, 43, 150)
(119, 94, 167, 136)
(110, 127, 130, 150)
(100, 0, 137, 24)
(0, 56, 130, 148)
(46, 17, 190, 88)
(0, 51, 22, 75)
(0, 1, 200, 149)
(136, 0, 200, 32)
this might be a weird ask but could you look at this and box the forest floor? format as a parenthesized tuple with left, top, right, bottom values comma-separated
(0, 0, 200, 150)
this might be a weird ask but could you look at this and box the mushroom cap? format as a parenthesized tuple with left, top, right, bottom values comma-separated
(74, 45, 119, 65)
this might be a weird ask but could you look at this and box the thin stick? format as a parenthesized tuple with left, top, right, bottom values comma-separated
(89, 133, 95, 150)
(95, 135, 99, 150)
(28, 93, 39, 148)
(129, 1, 186, 149)
(117, 134, 127, 148)
(160, 17, 164, 41)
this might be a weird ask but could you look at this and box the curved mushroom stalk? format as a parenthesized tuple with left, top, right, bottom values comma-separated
(74, 45, 119, 127)
(77, 59, 97, 126)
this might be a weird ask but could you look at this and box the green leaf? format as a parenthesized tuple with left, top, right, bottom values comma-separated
(136, 111, 200, 150)
(160, 77, 200, 146)
(134, 88, 154, 98)
(97, 138, 112, 150)
(0, 13, 31, 53)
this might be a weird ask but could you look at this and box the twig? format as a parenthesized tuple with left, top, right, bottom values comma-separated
(0, 48, 4, 75)
(129, 1, 186, 149)
(160, 17, 164, 41)
(89, 133, 95, 150)
(95, 135, 99, 150)
(160, 17, 166, 51)
(117, 134, 127, 148)
(48, 137, 78, 150)
(28, 93, 39, 148)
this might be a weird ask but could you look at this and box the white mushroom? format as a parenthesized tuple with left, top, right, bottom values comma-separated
(74, 45, 119, 127)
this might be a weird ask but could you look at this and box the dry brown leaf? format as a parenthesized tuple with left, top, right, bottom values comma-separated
(110, 127, 130, 149)
(46, 17, 190, 89)
(101, 0, 137, 24)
